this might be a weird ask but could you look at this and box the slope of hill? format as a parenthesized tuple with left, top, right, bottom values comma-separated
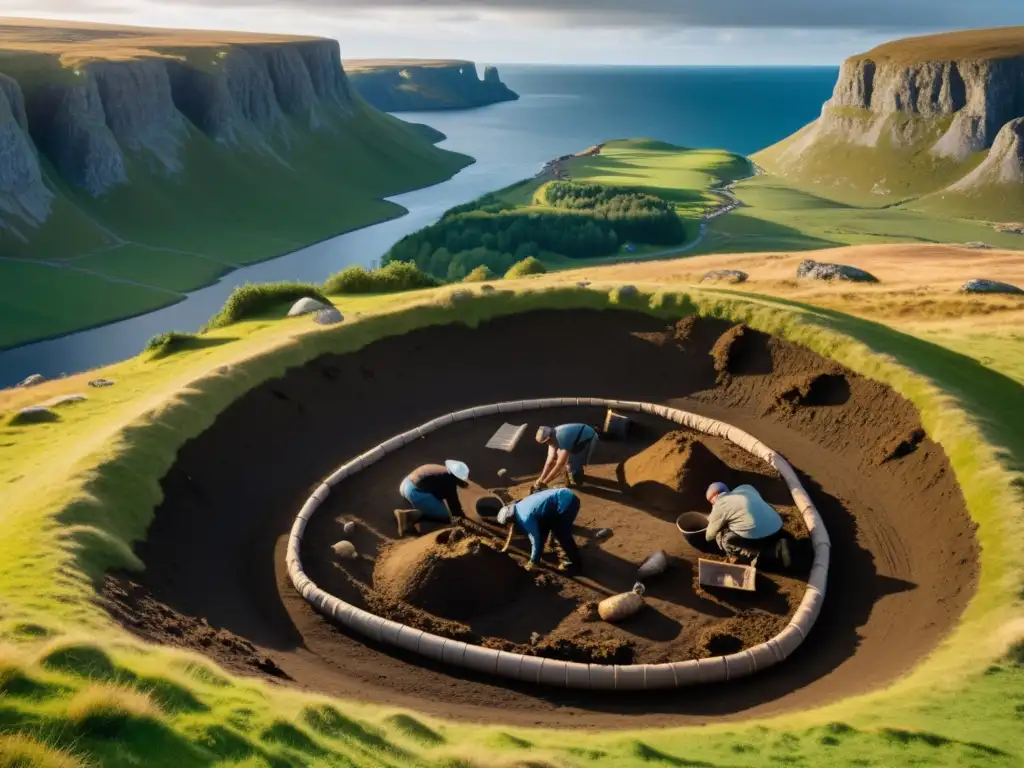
(0, 18, 471, 349)
(754, 26, 1024, 218)
(344, 58, 518, 111)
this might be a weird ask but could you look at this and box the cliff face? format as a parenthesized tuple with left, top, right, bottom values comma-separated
(0, 38, 357, 205)
(0, 74, 52, 225)
(346, 60, 518, 112)
(756, 28, 1024, 206)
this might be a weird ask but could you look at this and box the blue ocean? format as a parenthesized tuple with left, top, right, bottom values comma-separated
(0, 66, 837, 384)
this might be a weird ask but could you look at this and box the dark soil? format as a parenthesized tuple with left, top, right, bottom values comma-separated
(101, 310, 979, 729)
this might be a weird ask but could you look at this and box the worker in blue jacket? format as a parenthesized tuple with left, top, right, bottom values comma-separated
(532, 423, 598, 490)
(496, 487, 582, 574)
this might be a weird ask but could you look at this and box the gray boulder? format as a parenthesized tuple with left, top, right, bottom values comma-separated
(964, 241, 992, 249)
(701, 269, 748, 284)
(17, 374, 44, 388)
(797, 259, 879, 283)
(313, 307, 344, 325)
(960, 278, 1024, 295)
(288, 297, 329, 316)
(88, 378, 115, 388)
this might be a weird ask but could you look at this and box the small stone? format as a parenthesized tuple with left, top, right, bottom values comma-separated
(314, 307, 344, 325)
(288, 297, 329, 316)
(960, 278, 1024, 295)
(88, 378, 115, 388)
(480, 283, 496, 293)
(331, 540, 357, 559)
(595, 528, 612, 539)
(701, 269, 748, 284)
(216, 365, 229, 375)
(796, 259, 878, 283)
(576, 280, 591, 288)
(497, 468, 508, 477)
(964, 241, 992, 249)
(342, 521, 356, 535)
(17, 374, 44, 388)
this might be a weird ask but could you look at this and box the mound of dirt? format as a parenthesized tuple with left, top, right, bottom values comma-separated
(622, 432, 740, 513)
(710, 324, 773, 383)
(874, 428, 926, 464)
(373, 528, 530, 622)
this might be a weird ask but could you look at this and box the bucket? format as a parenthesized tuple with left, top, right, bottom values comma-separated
(676, 512, 709, 547)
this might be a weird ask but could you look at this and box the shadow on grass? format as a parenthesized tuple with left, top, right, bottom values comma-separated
(145, 333, 237, 360)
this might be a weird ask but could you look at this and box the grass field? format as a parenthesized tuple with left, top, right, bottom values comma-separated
(0, 247, 1021, 766)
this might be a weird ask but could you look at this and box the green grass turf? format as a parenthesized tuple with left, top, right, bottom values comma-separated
(0, 94, 470, 350)
(73, 244, 233, 293)
(0, 282, 1020, 766)
(0, 259, 180, 349)
(690, 175, 1024, 256)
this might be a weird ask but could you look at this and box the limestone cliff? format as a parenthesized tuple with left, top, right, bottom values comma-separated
(755, 27, 1024, 208)
(345, 60, 518, 112)
(0, 36, 359, 202)
(0, 74, 52, 225)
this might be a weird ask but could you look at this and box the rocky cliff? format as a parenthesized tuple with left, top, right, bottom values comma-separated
(345, 60, 518, 112)
(0, 34, 357, 206)
(755, 27, 1024, 209)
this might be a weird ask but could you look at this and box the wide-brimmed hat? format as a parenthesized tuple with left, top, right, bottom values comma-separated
(445, 460, 470, 482)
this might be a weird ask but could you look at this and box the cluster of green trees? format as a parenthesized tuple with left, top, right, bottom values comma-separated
(383, 181, 687, 280)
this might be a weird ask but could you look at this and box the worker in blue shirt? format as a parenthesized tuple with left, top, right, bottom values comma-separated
(497, 487, 582, 574)
(532, 423, 598, 491)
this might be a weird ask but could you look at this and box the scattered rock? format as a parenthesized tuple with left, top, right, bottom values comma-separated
(16, 374, 44, 388)
(576, 281, 591, 288)
(331, 541, 357, 559)
(637, 550, 669, 579)
(497, 468, 508, 477)
(314, 308, 344, 325)
(216, 366, 230, 375)
(41, 394, 87, 408)
(288, 297, 329, 316)
(960, 278, 1024, 295)
(796, 259, 879, 283)
(964, 241, 992, 249)
(448, 289, 473, 303)
(480, 283, 495, 293)
(88, 378, 115, 388)
(994, 222, 1024, 235)
(342, 521, 356, 535)
(595, 528, 612, 539)
(10, 407, 58, 426)
(701, 269, 748, 284)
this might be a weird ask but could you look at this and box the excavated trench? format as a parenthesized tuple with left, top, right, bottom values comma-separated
(102, 310, 978, 728)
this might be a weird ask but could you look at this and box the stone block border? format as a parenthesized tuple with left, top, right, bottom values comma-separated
(286, 398, 830, 689)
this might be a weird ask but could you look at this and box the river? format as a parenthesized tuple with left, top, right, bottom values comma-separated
(0, 65, 836, 387)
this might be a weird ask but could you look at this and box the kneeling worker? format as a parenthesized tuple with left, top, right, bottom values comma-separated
(497, 487, 582, 574)
(395, 460, 470, 537)
(532, 423, 598, 491)
(705, 482, 791, 568)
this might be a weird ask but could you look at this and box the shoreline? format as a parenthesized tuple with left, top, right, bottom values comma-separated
(0, 155, 475, 361)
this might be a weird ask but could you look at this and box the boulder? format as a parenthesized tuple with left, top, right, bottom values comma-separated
(313, 307, 344, 325)
(964, 241, 992, 249)
(960, 278, 1024, 295)
(288, 297, 329, 316)
(17, 374, 44, 388)
(88, 378, 115, 388)
(700, 269, 748, 284)
(796, 259, 879, 283)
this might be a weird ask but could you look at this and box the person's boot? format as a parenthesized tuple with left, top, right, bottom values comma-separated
(394, 508, 422, 538)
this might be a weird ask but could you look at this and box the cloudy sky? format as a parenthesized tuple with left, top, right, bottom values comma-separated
(6, 0, 1024, 65)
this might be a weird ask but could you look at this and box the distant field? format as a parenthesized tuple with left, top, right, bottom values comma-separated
(344, 58, 469, 72)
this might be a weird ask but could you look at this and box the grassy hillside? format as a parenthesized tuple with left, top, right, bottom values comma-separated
(852, 25, 1024, 64)
(0, 256, 1020, 766)
(0, 20, 472, 349)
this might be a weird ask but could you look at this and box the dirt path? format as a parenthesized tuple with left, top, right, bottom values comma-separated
(103, 311, 978, 728)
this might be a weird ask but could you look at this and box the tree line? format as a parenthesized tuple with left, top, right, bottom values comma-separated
(383, 180, 688, 280)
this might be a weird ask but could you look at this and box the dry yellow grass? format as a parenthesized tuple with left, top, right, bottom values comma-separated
(854, 26, 1024, 64)
(65, 684, 160, 723)
(0, 16, 313, 65)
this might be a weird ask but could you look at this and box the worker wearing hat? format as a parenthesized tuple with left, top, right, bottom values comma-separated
(705, 482, 791, 568)
(395, 460, 470, 537)
(497, 487, 582, 574)
(532, 423, 598, 492)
